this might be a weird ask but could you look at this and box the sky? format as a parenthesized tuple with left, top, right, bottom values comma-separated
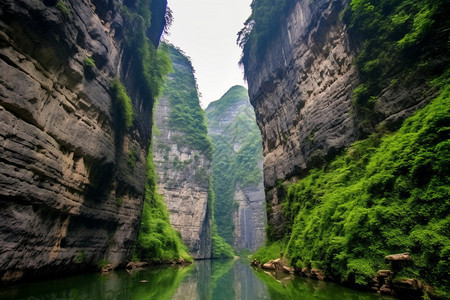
(165, 0, 252, 108)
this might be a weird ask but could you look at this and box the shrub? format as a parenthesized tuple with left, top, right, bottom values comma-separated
(281, 83, 449, 295)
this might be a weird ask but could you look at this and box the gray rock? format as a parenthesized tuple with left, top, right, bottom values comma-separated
(243, 0, 434, 240)
(0, 0, 166, 283)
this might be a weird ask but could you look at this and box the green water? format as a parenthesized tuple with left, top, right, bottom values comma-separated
(0, 259, 397, 300)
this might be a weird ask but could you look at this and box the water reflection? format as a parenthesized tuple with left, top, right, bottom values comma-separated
(0, 259, 397, 300)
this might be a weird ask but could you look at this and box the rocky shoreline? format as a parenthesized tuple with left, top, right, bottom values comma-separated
(251, 252, 436, 299)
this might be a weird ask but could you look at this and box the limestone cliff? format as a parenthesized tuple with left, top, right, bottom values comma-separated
(206, 86, 266, 252)
(240, 0, 440, 240)
(153, 45, 212, 259)
(0, 0, 167, 283)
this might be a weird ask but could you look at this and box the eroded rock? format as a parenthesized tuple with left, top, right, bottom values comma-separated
(0, 0, 167, 284)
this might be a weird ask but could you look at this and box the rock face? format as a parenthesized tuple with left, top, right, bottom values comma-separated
(0, 0, 167, 283)
(152, 45, 212, 259)
(242, 0, 433, 240)
(206, 86, 266, 252)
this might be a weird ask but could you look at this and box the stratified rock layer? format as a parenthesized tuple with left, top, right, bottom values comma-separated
(0, 0, 166, 283)
(152, 46, 211, 259)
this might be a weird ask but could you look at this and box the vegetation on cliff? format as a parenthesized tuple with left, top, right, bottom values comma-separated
(135, 148, 192, 263)
(209, 187, 236, 259)
(237, 0, 290, 71)
(120, 2, 192, 263)
(243, 0, 449, 297)
(162, 45, 213, 157)
(121, 1, 172, 106)
(110, 78, 134, 128)
(342, 0, 449, 128)
(258, 82, 449, 297)
(206, 86, 263, 247)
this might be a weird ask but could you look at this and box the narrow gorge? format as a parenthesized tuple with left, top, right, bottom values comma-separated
(206, 85, 266, 252)
(0, 0, 448, 299)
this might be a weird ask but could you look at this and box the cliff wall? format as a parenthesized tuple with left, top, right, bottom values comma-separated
(242, 0, 437, 240)
(0, 0, 167, 283)
(242, 0, 449, 297)
(206, 86, 266, 252)
(152, 45, 212, 259)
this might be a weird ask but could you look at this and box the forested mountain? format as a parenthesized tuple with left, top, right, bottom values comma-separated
(206, 86, 266, 252)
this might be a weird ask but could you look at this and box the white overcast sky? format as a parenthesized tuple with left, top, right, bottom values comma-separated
(165, 0, 252, 108)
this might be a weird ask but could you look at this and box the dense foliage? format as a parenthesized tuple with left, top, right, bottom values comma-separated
(209, 187, 236, 259)
(273, 84, 448, 296)
(135, 148, 192, 263)
(121, 1, 172, 106)
(122, 2, 192, 263)
(342, 0, 449, 127)
(252, 240, 286, 264)
(211, 224, 236, 259)
(242, 0, 449, 297)
(163, 45, 213, 157)
(110, 78, 134, 128)
(206, 86, 263, 247)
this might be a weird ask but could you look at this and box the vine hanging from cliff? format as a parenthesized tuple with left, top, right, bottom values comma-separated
(120, 1, 172, 108)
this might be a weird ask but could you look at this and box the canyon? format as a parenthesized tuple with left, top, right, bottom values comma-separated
(0, 0, 448, 298)
(206, 85, 266, 252)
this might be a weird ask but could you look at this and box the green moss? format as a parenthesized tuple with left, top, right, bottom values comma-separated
(110, 78, 134, 129)
(76, 251, 85, 264)
(56, 0, 71, 17)
(135, 148, 192, 263)
(127, 147, 138, 170)
(277, 83, 449, 295)
(84, 57, 95, 69)
(206, 86, 263, 246)
(162, 45, 213, 157)
(98, 258, 110, 268)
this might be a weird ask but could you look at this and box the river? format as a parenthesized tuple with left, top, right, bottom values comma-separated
(0, 259, 397, 300)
